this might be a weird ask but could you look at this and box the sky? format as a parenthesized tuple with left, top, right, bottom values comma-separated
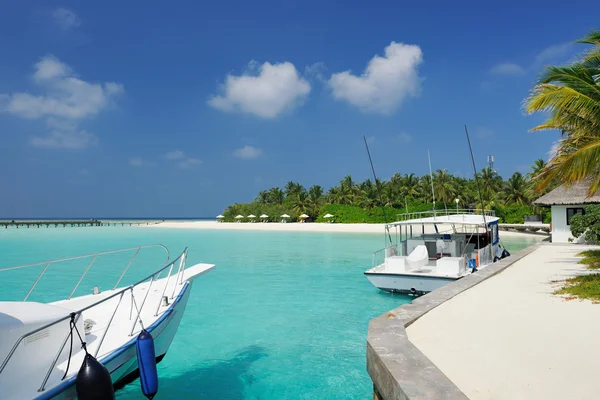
(0, 0, 598, 218)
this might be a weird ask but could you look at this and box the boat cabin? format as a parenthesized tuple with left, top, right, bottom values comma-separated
(377, 211, 501, 276)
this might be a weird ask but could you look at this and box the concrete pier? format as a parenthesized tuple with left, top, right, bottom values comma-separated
(366, 245, 539, 400)
(367, 243, 600, 399)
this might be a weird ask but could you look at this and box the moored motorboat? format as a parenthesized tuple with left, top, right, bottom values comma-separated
(0, 245, 214, 399)
(364, 210, 509, 295)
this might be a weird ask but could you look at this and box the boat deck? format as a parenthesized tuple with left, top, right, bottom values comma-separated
(1, 263, 213, 400)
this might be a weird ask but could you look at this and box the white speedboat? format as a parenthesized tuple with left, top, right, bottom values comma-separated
(0, 245, 214, 399)
(364, 210, 509, 295)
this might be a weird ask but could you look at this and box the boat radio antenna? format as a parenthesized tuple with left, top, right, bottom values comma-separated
(428, 150, 436, 217)
(464, 125, 487, 226)
(363, 136, 392, 245)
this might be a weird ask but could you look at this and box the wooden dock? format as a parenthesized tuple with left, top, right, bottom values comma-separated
(0, 220, 163, 229)
(498, 223, 550, 234)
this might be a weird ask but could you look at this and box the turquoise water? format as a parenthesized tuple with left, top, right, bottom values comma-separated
(0, 227, 539, 399)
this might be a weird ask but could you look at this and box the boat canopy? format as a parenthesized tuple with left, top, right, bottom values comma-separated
(387, 214, 500, 227)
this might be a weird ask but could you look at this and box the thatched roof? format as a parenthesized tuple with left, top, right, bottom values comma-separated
(533, 182, 600, 206)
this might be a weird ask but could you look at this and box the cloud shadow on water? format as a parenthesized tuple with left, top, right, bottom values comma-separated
(160, 345, 268, 400)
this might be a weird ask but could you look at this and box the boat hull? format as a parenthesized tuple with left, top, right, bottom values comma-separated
(35, 280, 194, 400)
(364, 272, 459, 295)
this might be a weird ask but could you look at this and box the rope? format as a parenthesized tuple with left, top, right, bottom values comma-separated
(62, 313, 88, 380)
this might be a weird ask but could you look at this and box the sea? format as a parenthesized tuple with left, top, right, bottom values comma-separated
(0, 226, 540, 399)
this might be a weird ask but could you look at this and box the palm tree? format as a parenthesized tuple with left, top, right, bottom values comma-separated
(329, 175, 356, 205)
(308, 185, 324, 203)
(256, 190, 269, 204)
(503, 172, 532, 205)
(267, 187, 285, 205)
(478, 167, 502, 204)
(418, 175, 434, 204)
(291, 191, 309, 214)
(433, 169, 455, 204)
(527, 159, 547, 180)
(284, 181, 305, 198)
(306, 185, 324, 216)
(358, 179, 378, 209)
(524, 29, 600, 195)
(403, 174, 420, 198)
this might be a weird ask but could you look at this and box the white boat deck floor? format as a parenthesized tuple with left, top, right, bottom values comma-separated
(5, 263, 212, 400)
(407, 244, 600, 400)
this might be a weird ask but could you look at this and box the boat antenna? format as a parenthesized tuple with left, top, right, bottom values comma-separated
(363, 135, 392, 245)
(464, 125, 487, 227)
(428, 150, 436, 217)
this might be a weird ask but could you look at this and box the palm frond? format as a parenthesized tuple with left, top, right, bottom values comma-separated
(535, 139, 600, 196)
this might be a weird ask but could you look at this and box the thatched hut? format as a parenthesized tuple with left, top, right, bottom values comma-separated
(534, 182, 600, 243)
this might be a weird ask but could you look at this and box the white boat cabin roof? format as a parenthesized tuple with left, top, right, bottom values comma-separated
(387, 214, 500, 227)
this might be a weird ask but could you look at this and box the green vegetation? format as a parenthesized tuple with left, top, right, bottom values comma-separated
(555, 250, 600, 300)
(555, 274, 600, 301)
(525, 29, 600, 196)
(577, 250, 600, 269)
(222, 164, 551, 223)
(570, 205, 600, 243)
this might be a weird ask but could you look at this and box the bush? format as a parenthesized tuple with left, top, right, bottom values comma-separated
(315, 201, 449, 224)
(493, 204, 550, 224)
(570, 205, 600, 243)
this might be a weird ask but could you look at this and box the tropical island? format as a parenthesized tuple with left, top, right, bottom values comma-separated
(222, 161, 551, 224)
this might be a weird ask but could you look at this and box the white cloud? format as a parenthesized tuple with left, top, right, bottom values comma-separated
(328, 42, 423, 114)
(165, 150, 185, 160)
(208, 61, 311, 118)
(1, 55, 123, 149)
(548, 140, 562, 160)
(163, 150, 201, 169)
(52, 8, 81, 30)
(534, 43, 572, 66)
(304, 62, 327, 82)
(489, 43, 574, 79)
(4, 55, 124, 120)
(178, 158, 202, 169)
(130, 157, 153, 167)
(489, 63, 526, 76)
(397, 132, 412, 143)
(233, 145, 263, 160)
(30, 129, 98, 149)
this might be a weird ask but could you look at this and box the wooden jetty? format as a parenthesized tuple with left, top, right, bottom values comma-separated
(0, 220, 163, 229)
(498, 223, 550, 234)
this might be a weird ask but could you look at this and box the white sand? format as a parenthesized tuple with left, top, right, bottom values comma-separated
(142, 221, 545, 238)
(407, 244, 600, 400)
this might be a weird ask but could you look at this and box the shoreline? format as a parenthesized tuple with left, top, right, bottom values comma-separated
(141, 220, 549, 237)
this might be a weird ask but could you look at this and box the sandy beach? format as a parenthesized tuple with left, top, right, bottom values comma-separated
(142, 220, 547, 239)
(407, 243, 600, 400)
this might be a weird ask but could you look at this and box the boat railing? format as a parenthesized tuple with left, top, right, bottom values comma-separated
(0, 245, 188, 393)
(393, 208, 495, 222)
(0, 244, 170, 302)
(372, 244, 397, 269)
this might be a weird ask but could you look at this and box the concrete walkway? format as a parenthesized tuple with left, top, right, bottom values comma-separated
(407, 244, 600, 400)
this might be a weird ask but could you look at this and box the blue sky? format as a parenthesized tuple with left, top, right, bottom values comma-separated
(1, 0, 598, 218)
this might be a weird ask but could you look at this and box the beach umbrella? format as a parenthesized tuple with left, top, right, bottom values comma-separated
(235, 215, 244, 219)
(259, 214, 269, 218)
(323, 213, 333, 218)
(280, 214, 290, 218)
(216, 215, 224, 219)
(299, 214, 309, 219)
(248, 214, 256, 218)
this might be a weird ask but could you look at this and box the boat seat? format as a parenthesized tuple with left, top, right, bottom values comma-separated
(406, 245, 429, 270)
